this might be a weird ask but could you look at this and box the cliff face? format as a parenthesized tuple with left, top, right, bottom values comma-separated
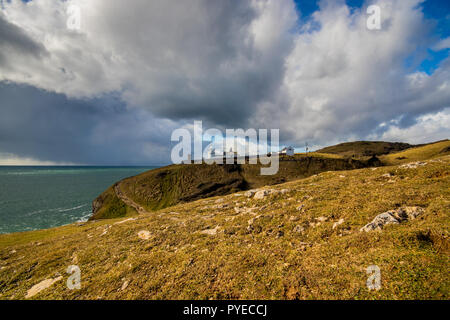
(91, 155, 380, 220)
(91, 140, 450, 221)
(90, 185, 135, 220)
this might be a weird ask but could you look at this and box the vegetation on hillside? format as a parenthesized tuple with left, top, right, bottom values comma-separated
(0, 154, 448, 300)
(379, 140, 450, 166)
(91, 155, 379, 220)
(316, 141, 414, 157)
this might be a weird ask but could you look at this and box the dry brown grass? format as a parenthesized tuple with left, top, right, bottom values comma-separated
(0, 155, 449, 300)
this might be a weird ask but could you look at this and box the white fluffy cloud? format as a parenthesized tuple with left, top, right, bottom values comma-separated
(370, 107, 450, 143)
(0, 0, 448, 164)
(255, 0, 450, 145)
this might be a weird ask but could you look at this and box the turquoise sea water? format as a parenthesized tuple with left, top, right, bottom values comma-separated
(0, 166, 157, 234)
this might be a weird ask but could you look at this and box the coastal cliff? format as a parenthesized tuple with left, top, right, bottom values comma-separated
(0, 140, 448, 300)
(90, 154, 381, 220)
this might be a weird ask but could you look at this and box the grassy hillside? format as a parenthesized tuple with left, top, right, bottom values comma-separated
(380, 140, 450, 166)
(91, 155, 379, 220)
(91, 164, 246, 220)
(316, 141, 414, 157)
(0, 155, 448, 300)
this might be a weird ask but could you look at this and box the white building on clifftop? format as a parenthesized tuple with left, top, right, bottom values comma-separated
(279, 146, 295, 156)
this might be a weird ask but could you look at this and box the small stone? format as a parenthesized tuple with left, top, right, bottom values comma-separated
(289, 216, 299, 222)
(316, 216, 327, 222)
(121, 281, 129, 291)
(399, 162, 427, 169)
(215, 203, 229, 209)
(138, 230, 152, 240)
(200, 226, 220, 236)
(245, 190, 257, 198)
(254, 190, 270, 200)
(26, 277, 63, 298)
(332, 218, 345, 229)
(293, 225, 305, 233)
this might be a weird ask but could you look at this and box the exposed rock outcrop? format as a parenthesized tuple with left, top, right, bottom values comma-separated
(138, 230, 151, 240)
(360, 207, 425, 232)
(26, 277, 63, 299)
(399, 162, 427, 169)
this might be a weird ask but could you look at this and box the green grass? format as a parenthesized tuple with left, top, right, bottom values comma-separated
(380, 140, 450, 166)
(90, 186, 137, 220)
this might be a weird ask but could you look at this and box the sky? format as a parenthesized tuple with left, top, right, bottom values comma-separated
(0, 0, 449, 165)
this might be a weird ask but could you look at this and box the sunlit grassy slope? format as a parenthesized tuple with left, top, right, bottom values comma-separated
(316, 141, 414, 157)
(380, 140, 450, 166)
(91, 155, 377, 220)
(1, 154, 448, 300)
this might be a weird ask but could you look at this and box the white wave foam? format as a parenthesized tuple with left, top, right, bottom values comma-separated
(58, 204, 88, 212)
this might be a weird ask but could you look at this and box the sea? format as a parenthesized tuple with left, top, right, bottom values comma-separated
(0, 166, 158, 234)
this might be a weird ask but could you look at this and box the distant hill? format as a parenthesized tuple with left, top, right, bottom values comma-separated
(91, 140, 449, 221)
(380, 140, 450, 166)
(316, 141, 413, 157)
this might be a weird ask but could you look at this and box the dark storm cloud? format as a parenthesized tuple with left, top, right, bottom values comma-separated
(98, 0, 295, 128)
(0, 82, 173, 165)
(0, 0, 449, 165)
(0, 13, 47, 65)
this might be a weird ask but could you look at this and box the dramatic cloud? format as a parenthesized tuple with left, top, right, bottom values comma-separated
(0, 0, 448, 164)
(254, 0, 450, 146)
(369, 107, 450, 143)
(0, 13, 47, 67)
(0, 0, 296, 126)
(0, 82, 177, 165)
